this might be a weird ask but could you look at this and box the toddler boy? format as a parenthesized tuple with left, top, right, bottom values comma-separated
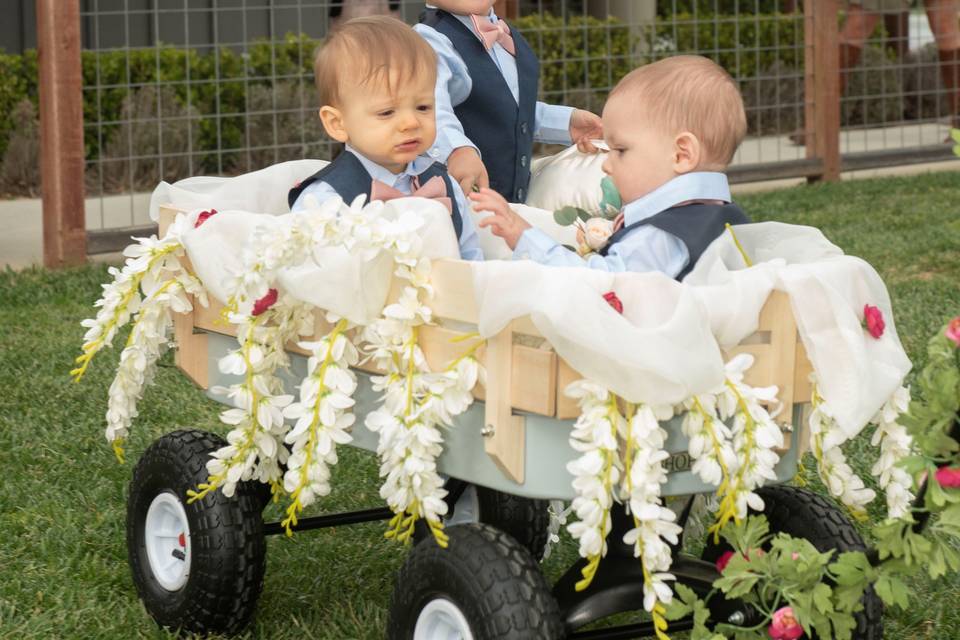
(472, 55, 749, 280)
(289, 16, 483, 261)
(414, 1, 603, 202)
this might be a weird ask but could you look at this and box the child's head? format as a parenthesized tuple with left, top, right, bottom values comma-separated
(315, 16, 438, 173)
(601, 55, 746, 204)
(429, 1, 496, 15)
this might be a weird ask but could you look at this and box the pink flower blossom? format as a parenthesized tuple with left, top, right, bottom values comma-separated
(945, 316, 960, 347)
(768, 606, 804, 640)
(194, 209, 218, 228)
(935, 466, 960, 488)
(252, 288, 278, 316)
(863, 304, 885, 339)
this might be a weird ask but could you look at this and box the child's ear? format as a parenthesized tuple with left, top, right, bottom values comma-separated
(672, 131, 701, 174)
(319, 106, 349, 143)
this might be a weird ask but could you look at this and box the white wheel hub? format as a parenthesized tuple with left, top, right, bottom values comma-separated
(144, 491, 191, 591)
(413, 598, 474, 640)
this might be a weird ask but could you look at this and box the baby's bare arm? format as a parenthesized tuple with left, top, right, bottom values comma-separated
(471, 188, 531, 250)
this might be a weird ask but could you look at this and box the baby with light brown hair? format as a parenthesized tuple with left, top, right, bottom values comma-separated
(288, 15, 483, 260)
(472, 55, 749, 280)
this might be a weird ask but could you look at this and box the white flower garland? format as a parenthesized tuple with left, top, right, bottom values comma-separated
(869, 385, 914, 520)
(621, 403, 683, 618)
(706, 354, 784, 538)
(809, 381, 877, 517)
(681, 393, 736, 490)
(279, 317, 358, 532)
(73, 213, 205, 459)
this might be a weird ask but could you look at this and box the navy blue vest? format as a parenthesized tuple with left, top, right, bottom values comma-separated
(599, 202, 750, 280)
(420, 9, 538, 203)
(287, 151, 463, 238)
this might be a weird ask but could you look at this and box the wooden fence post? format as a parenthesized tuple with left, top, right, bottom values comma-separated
(804, 0, 841, 182)
(37, 0, 86, 267)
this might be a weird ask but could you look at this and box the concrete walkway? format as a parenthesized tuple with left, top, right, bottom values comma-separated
(3, 123, 958, 270)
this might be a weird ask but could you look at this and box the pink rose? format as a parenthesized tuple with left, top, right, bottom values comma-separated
(603, 291, 623, 314)
(768, 606, 804, 640)
(252, 288, 278, 316)
(946, 316, 960, 347)
(862, 304, 885, 339)
(194, 208, 218, 228)
(935, 466, 960, 488)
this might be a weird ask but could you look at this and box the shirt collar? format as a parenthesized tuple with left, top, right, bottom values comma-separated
(423, 5, 497, 27)
(344, 145, 433, 185)
(622, 172, 732, 226)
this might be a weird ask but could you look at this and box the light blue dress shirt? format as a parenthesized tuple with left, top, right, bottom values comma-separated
(291, 146, 484, 261)
(511, 172, 733, 277)
(414, 7, 574, 162)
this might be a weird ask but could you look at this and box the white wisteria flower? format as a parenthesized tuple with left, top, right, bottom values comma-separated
(870, 385, 914, 520)
(809, 380, 876, 514)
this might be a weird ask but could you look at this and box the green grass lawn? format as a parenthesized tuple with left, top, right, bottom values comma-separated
(1, 170, 960, 639)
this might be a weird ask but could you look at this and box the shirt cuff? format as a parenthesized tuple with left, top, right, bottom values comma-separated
(431, 128, 479, 164)
(534, 102, 574, 145)
(512, 227, 560, 260)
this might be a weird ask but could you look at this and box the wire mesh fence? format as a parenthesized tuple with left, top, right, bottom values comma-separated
(8, 0, 958, 238)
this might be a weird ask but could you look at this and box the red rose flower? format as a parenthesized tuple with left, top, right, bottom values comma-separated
(946, 316, 960, 347)
(602, 291, 623, 314)
(862, 304, 885, 339)
(194, 208, 218, 228)
(935, 466, 960, 488)
(252, 288, 278, 316)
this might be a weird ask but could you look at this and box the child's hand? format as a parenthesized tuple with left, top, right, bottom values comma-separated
(569, 109, 604, 153)
(471, 187, 531, 250)
(448, 146, 490, 194)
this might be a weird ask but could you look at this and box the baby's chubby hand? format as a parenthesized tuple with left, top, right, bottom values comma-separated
(471, 187, 531, 250)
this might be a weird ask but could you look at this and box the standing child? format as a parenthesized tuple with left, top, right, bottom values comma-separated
(415, 1, 603, 202)
(289, 16, 483, 261)
(472, 55, 749, 280)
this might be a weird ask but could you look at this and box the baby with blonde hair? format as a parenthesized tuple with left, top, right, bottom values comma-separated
(472, 55, 749, 279)
(289, 15, 483, 260)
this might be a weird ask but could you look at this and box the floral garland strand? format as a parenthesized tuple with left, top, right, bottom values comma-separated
(869, 385, 914, 520)
(279, 317, 357, 534)
(708, 354, 784, 539)
(680, 392, 736, 491)
(106, 272, 206, 460)
(621, 402, 683, 639)
(809, 381, 876, 518)
(564, 380, 623, 590)
(190, 296, 314, 501)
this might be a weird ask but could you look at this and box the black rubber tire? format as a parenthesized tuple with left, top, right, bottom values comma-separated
(476, 486, 550, 561)
(127, 429, 266, 636)
(388, 522, 564, 640)
(703, 485, 883, 640)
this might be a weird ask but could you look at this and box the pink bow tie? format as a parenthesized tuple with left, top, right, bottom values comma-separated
(470, 15, 515, 56)
(370, 175, 452, 213)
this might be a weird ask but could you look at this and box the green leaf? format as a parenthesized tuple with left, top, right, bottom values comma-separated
(812, 582, 834, 614)
(874, 572, 911, 610)
(952, 127, 960, 144)
(553, 206, 585, 226)
(577, 209, 592, 222)
(599, 176, 621, 215)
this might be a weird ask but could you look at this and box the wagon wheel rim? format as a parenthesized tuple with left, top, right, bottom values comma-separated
(413, 597, 475, 640)
(144, 491, 192, 591)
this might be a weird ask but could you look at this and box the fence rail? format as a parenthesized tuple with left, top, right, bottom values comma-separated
(23, 0, 960, 263)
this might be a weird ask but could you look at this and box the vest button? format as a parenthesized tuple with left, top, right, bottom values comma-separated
(520, 155, 527, 168)
(517, 188, 525, 201)
(520, 122, 528, 135)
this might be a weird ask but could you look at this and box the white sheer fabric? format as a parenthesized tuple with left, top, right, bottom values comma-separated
(526, 143, 609, 216)
(151, 159, 910, 440)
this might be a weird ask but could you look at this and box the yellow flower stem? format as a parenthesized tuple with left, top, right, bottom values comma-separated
(71, 243, 181, 382)
(124, 279, 180, 348)
(281, 319, 349, 535)
(692, 396, 732, 487)
(725, 223, 753, 268)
